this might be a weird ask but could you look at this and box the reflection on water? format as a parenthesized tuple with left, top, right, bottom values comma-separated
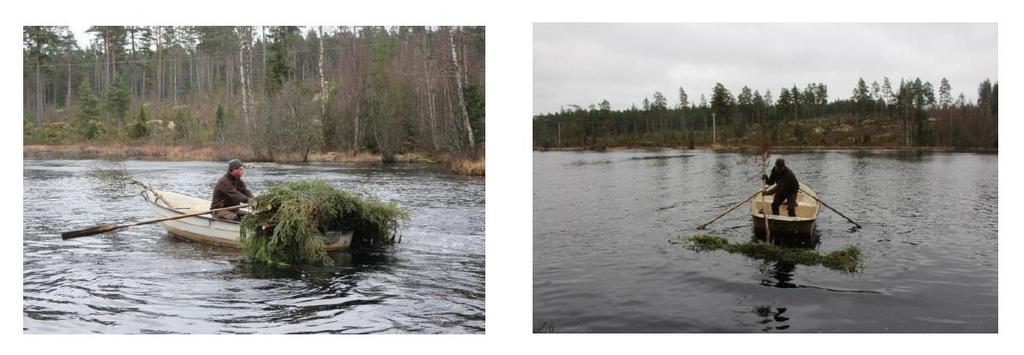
(534, 149, 996, 333)
(24, 159, 484, 334)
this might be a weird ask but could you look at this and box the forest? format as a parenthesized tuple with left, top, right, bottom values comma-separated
(534, 78, 997, 150)
(23, 26, 484, 170)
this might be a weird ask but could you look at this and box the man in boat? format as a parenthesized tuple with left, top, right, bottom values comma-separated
(762, 158, 799, 217)
(211, 159, 254, 221)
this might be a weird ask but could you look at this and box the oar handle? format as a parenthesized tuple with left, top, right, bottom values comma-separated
(799, 188, 862, 229)
(62, 204, 251, 240)
(697, 189, 762, 230)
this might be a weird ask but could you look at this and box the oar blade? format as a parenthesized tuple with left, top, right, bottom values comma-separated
(61, 224, 118, 240)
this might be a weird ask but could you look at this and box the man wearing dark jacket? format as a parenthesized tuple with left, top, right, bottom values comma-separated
(762, 158, 800, 217)
(211, 159, 254, 221)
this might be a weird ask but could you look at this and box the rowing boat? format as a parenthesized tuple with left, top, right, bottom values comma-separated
(750, 182, 821, 239)
(142, 189, 352, 250)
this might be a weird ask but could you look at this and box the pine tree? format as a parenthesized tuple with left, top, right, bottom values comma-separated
(266, 26, 300, 95)
(991, 82, 998, 114)
(882, 77, 894, 119)
(852, 78, 871, 115)
(677, 86, 689, 109)
(922, 81, 936, 108)
(710, 83, 734, 122)
(737, 86, 753, 120)
(938, 78, 952, 109)
(977, 79, 992, 110)
(23, 26, 61, 126)
(651, 91, 668, 110)
(778, 88, 792, 121)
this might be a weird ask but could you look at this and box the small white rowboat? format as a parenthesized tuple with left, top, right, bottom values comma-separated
(142, 189, 353, 250)
(750, 182, 821, 238)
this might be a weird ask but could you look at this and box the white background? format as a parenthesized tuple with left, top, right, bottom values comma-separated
(2, 0, 1019, 354)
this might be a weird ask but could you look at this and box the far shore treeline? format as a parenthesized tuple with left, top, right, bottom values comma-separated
(23, 26, 484, 170)
(534, 78, 997, 150)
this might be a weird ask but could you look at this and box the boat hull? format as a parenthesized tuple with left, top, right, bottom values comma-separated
(751, 215, 817, 239)
(143, 190, 352, 250)
(749, 182, 821, 240)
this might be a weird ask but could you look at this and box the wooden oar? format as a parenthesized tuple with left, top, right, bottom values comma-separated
(799, 188, 862, 229)
(697, 189, 762, 230)
(62, 204, 251, 240)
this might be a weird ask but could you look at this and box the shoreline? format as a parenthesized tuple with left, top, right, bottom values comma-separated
(23, 144, 485, 175)
(534, 144, 998, 154)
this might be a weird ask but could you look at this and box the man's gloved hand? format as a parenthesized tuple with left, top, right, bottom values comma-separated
(761, 174, 768, 183)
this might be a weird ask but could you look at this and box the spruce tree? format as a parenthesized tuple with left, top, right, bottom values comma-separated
(76, 79, 101, 139)
(129, 106, 150, 139)
(106, 74, 131, 131)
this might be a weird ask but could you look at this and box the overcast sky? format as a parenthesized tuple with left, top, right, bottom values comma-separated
(534, 23, 997, 115)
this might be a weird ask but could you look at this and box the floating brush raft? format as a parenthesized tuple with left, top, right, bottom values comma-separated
(240, 181, 409, 266)
(671, 235, 864, 272)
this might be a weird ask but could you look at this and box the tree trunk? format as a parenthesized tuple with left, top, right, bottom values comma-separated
(66, 56, 72, 111)
(36, 55, 43, 125)
(246, 28, 254, 113)
(103, 29, 111, 126)
(443, 76, 456, 148)
(174, 48, 179, 108)
(448, 27, 474, 152)
(239, 27, 251, 135)
(353, 108, 360, 151)
(189, 48, 195, 98)
(318, 26, 327, 120)
(225, 55, 232, 106)
(156, 27, 162, 110)
(261, 26, 267, 96)
(423, 33, 439, 152)
(350, 34, 361, 152)
(104, 29, 111, 92)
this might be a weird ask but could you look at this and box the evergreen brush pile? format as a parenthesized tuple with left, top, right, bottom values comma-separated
(671, 235, 863, 272)
(240, 181, 409, 266)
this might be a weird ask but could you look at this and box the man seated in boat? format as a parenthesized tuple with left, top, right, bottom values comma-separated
(762, 158, 799, 217)
(211, 159, 254, 221)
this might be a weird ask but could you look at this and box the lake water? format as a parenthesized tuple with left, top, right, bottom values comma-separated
(23, 159, 484, 334)
(533, 149, 997, 333)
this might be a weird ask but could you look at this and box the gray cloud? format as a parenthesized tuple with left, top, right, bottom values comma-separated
(534, 23, 997, 115)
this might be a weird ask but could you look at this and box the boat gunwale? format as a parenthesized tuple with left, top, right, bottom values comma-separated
(142, 189, 241, 225)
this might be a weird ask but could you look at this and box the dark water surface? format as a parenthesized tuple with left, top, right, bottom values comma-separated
(534, 149, 996, 333)
(24, 159, 484, 333)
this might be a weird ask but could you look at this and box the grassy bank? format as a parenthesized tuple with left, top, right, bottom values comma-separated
(24, 143, 484, 175)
